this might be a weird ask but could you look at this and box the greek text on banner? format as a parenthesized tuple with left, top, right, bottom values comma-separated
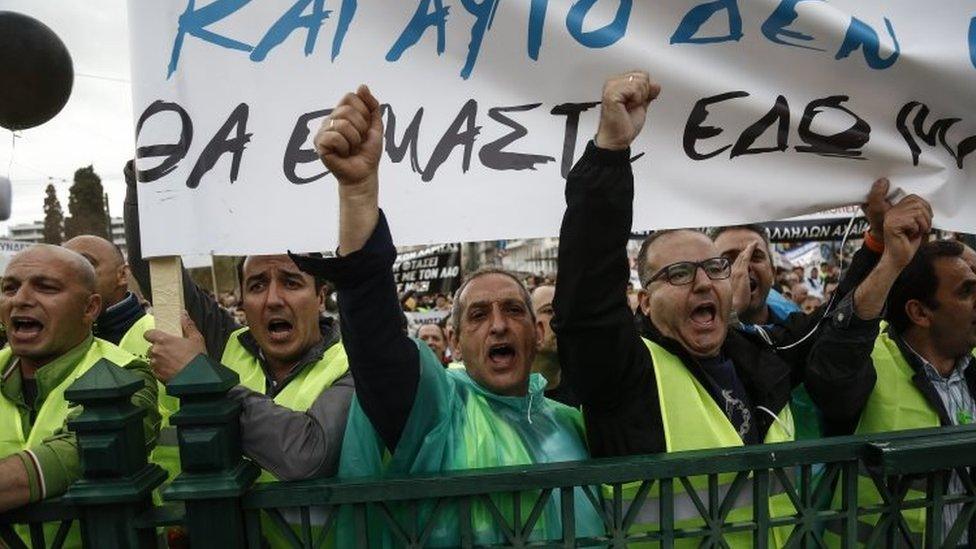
(128, 1, 976, 257)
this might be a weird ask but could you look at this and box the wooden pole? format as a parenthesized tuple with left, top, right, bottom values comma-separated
(149, 256, 185, 335)
(209, 253, 219, 297)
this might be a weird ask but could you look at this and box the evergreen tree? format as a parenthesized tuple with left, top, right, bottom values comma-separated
(42, 183, 64, 244)
(64, 165, 108, 239)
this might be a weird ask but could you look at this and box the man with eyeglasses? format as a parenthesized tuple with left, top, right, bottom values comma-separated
(551, 71, 864, 545)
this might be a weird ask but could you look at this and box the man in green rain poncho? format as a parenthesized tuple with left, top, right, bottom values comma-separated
(289, 86, 604, 546)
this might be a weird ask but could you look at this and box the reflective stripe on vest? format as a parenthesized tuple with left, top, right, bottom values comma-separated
(609, 339, 796, 547)
(624, 474, 789, 525)
(0, 338, 135, 549)
(825, 333, 944, 547)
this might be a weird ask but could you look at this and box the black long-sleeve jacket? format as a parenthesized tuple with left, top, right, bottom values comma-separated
(552, 142, 878, 457)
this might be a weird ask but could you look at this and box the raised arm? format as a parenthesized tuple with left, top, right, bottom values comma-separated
(806, 195, 932, 433)
(552, 72, 667, 456)
(122, 161, 239, 357)
(291, 86, 419, 451)
(765, 178, 890, 372)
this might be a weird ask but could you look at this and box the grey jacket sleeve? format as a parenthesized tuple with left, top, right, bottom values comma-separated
(226, 371, 355, 480)
(123, 160, 240, 358)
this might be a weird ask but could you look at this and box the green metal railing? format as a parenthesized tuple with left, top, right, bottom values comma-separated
(2, 356, 976, 548)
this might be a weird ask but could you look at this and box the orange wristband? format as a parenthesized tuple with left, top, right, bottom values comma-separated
(863, 230, 884, 253)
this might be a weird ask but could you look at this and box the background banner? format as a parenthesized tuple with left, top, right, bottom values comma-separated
(394, 243, 462, 294)
(128, 1, 976, 256)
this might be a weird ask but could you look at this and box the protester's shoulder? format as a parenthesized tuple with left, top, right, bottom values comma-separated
(93, 337, 147, 369)
(441, 363, 471, 391)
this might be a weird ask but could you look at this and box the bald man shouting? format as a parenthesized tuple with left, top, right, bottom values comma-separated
(0, 245, 158, 544)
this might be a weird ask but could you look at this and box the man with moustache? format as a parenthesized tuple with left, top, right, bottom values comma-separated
(806, 220, 976, 545)
(711, 205, 886, 440)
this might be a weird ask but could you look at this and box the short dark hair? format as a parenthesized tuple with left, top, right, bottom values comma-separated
(636, 229, 705, 287)
(236, 256, 327, 296)
(450, 268, 535, 333)
(886, 240, 965, 334)
(709, 224, 773, 268)
(709, 224, 771, 249)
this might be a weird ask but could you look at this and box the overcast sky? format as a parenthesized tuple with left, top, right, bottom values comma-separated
(0, 0, 132, 234)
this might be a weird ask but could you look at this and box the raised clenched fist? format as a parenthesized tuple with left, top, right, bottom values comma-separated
(594, 71, 661, 151)
(314, 85, 384, 187)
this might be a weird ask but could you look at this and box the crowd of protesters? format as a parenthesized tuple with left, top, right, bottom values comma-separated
(0, 71, 974, 547)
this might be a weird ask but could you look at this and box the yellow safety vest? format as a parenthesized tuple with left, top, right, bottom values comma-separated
(219, 327, 350, 444)
(117, 313, 155, 359)
(825, 333, 946, 547)
(616, 339, 796, 547)
(221, 327, 350, 548)
(0, 339, 136, 549)
(153, 327, 350, 486)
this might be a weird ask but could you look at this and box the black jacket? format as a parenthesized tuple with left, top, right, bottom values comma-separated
(552, 142, 878, 458)
(806, 305, 976, 435)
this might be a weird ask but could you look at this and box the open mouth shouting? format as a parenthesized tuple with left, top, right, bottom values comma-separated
(9, 315, 44, 343)
(266, 318, 295, 343)
(487, 343, 517, 369)
(689, 302, 718, 330)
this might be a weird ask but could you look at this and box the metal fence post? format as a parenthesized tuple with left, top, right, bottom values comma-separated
(162, 354, 259, 547)
(63, 358, 167, 548)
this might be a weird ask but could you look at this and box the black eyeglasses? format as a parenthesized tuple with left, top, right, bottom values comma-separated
(646, 257, 732, 286)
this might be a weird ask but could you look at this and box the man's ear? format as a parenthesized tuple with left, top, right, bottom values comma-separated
(449, 326, 461, 352)
(85, 293, 102, 323)
(904, 299, 932, 329)
(638, 288, 652, 317)
(117, 264, 130, 290)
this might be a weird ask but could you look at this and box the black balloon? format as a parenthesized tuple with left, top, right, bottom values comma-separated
(0, 11, 73, 131)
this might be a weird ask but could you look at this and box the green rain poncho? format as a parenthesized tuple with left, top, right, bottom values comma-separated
(337, 341, 604, 546)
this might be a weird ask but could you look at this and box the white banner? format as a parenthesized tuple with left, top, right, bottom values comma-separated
(128, 1, 976, 257)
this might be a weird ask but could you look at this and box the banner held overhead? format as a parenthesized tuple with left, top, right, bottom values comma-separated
(128, 1, 976, 257)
